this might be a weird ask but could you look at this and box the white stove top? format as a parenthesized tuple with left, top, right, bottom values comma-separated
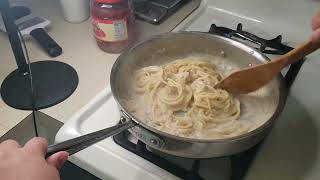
(56, 0, 320, 179)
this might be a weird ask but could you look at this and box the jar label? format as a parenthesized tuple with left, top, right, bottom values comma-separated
(93, 18, 128, 42)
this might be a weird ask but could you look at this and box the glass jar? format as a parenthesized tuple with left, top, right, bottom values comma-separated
(91, 0, 134, 53)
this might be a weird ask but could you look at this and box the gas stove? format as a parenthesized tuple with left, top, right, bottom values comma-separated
(56, 0, 320, 180)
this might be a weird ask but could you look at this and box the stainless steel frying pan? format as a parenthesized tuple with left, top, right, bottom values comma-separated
(47, 32, 287, 158)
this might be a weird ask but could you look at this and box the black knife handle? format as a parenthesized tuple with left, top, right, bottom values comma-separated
(30, 28, 62, 57)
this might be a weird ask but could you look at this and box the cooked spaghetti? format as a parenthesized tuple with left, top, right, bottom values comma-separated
(126, 57, 251, 139)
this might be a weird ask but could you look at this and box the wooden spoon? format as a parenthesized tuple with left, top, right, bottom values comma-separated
(215, 39, 320, 94)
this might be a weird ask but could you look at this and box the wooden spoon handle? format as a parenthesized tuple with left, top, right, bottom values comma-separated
(276, 39, 320, 66)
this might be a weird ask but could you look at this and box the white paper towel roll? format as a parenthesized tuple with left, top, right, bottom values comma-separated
(59, 0, 90, 23)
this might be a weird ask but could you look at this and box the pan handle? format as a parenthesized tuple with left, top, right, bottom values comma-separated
(119, 111, 165, 149)
(46, 118, 136, 158)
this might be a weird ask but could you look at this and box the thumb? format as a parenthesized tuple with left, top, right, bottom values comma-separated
(46, 151, 69, 170)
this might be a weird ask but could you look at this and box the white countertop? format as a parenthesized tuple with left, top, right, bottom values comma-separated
(0, 0, 200, 136)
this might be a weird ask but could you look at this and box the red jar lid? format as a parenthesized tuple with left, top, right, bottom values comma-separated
(95, 0, 121, 3)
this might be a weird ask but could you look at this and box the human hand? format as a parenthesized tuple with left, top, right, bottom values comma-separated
(311, 11, 320, 43)
(0, 137, 69, 180)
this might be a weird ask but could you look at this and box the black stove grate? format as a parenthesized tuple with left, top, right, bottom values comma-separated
(114, 131, 208, 180)
(113, 130, 262, 180)
(113, 23, 305, 180)
(113, 131, 205, 180)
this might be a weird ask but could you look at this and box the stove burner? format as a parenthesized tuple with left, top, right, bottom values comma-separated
(183, 160, 204, 180)
(113, 130, 262, 180)
(113, 131, 205, 180)
(209, 23, 305, 89)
